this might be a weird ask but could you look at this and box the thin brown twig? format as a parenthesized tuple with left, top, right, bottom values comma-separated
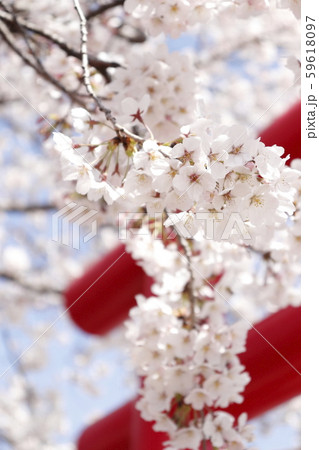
(200, 410, 207, 450)
(73, 0, 144, 142)
(162, 209, 197, 327)
(179, 236, 196, 328)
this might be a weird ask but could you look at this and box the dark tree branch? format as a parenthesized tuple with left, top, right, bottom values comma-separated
(85, 0, 146, 43)
(0, 272, 63, 295)
(0, 204, 56, 212)
(0, 19, 88, 107)
(86, 0, 124, 20)
(0, 8, 121, 79)
(114, 22, 147, 44)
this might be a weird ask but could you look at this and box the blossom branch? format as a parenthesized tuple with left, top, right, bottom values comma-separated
(0, 19, 88, 107)
(0, 8, 121, 80)
(73, 0, 144, 142)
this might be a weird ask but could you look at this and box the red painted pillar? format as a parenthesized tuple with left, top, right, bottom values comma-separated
(259, 101, 301, 162)
(224, 305, 301, 419)
(77, 401, 133, 450)
(64, 245, 146, 335)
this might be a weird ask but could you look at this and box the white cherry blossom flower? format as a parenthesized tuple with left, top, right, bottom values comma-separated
(166, 426, 202, 450)
(194, 331, 222, 366)
(53, 132, 73, 153)
(203, 412, 238, 446)
(173, 165, 215, 201)
(120, 94, 150, 125)
(71, 108, 91, 132)
(184, 387, 213, 410)
(124, 169, 153, 195)
(171, 137, 204, 165)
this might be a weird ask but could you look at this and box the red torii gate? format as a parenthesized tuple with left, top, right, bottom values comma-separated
(64, 102, 301, 450)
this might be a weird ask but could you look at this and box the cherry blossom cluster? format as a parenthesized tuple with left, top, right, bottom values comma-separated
(123, 227, 254, 449)
(126, 290, 253, 449)
(54, 113, 299, 249)
(124, 0, 216, 37)
(124, 0, 300, 38)
(106, 45, 198, 141)
(0, 0, 300, 138)
(195, 7, 300, 130)
(120, 177, 299, 448)
(53, 106, 299, 448)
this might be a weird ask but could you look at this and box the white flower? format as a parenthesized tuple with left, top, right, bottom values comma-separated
(87, 179, 121, 205)
(237, 412, 254, 442)
(275, 166, 300, 193)
(53, 132, 73, 153)
(166, 426, 202, 450)
(184, 388, 213, 410)
(124, 169, 153, 195)
(134, 140, 168, 177)
(124, 0, 216, 38)
(194, 331, 221, 366)
(164, 211, 199, 239)
(244, 185, 280, 226)
(135, 397, 158, 422)
(203, 373, 232, 404)
(63, 162, 94, 196)
(221, 125, 259, 167)
(153, 414, 178, 434)
(229, 321, 250, 354)
(151, 159, 181, 194)
(203, 412, 237, 446)
(164, 366, 194, 396)
(254, 144, 285, 180)
(120, 94, 150, 124)
(173, 329, 197, 359)
(171, 137, 203, 165)
(165, 190, 194, 211)
(124, 0, 151, 15)
(173, 165, 215, 202)
(131, 345, 165, 372)
(143, 385, 172, 413)
(71, 108, 91, 132)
